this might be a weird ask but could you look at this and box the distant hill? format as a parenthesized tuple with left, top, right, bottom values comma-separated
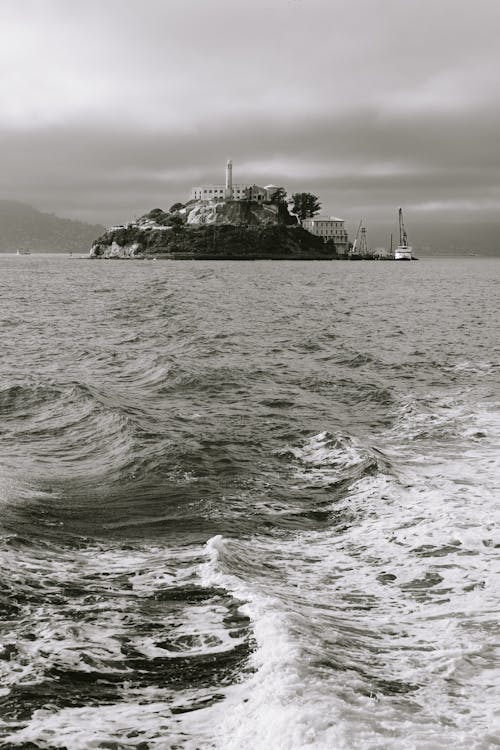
(0, 201, 106, 253)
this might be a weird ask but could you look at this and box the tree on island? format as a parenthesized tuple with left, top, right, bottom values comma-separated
(167, 214, 185, 232)
(269, 187, 287, 205)
(266, 187, 298, 225)
(146, 208, 166, 220)
(289, 192, 321, 223)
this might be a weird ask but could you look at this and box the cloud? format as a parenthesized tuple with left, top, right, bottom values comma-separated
(0, 0, 499, 249)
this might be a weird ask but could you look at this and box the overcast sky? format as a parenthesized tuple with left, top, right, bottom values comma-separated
(1, 0, 499, 248)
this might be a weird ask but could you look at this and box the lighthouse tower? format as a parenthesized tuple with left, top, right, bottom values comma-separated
(225, 159, 233, 200)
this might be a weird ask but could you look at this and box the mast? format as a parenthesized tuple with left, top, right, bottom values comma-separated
(394, 209, 413, 260)
(398, 208, 408, 247)
(351, 219, 363, 254)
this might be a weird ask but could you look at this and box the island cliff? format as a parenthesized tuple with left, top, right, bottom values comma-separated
(89, 200, 339, 260)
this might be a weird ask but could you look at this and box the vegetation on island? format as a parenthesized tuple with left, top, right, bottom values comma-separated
(289, 192, 321, 223)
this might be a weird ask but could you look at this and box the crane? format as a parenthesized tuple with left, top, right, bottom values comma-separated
(351, 219, 363, 255)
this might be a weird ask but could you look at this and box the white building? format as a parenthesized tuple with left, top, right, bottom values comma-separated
(190, 160, 281, 203)
(190, 183, 269, 202)
(302, 216, 349, 254)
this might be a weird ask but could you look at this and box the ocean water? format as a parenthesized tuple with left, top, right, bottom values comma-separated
(0, 254, 498, 750)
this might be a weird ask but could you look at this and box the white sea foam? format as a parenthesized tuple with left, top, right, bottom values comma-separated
(1, 699, 216, 750)
(0, 540, 249, 749)
(195, 396, 500, 749)
(281, 430, 378, 486)
(200, 535, 348, 749)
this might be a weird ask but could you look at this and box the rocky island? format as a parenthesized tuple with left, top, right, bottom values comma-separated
(89, 159, 344, 260)
(89, 200, 339, 261)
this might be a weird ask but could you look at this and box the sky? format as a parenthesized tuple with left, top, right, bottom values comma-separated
(1, 0, 500, 250)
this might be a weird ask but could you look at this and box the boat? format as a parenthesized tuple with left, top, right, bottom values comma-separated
(394, 209, 413, 260)
(16, 248, 31, 255)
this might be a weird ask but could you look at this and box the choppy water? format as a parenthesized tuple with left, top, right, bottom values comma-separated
(0, 254, 498, 749)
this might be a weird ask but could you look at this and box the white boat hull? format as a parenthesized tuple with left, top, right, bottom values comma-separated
(394, 245, 412, 260)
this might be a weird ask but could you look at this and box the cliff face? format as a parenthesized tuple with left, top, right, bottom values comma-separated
(90, 210, 176, 257)
(187, 200, 279, 226)
(90, 228, 170, 258)
(105, 240, 143, 258)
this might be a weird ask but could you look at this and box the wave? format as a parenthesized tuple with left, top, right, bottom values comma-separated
(280, 431, 384, 486)
(388, 391, 500, 448)
(331, 351, 376, 368)
(0, 381, 64, 420)
(0, 537, 253, 749)
(197, 459, 499, 749)
(297, 375, 394, 406)
(0, 380, 136, 483)
(193, 394, 500, 749)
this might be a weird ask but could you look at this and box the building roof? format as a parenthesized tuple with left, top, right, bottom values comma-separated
(305, 215, 344, 222)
